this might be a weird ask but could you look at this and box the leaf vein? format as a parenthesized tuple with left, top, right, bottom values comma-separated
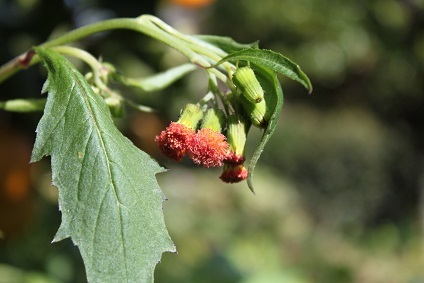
(70, 69, 130, 280)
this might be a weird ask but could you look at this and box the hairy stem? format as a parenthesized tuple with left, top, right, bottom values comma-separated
(0, 15, 232, 85)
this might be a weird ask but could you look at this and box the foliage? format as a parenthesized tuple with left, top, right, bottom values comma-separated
(0, 13, 310, 282)
(1, 0, 423, 282)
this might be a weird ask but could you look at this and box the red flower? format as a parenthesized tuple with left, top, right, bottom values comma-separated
(224, 151, 245, 166)
(187, 128, 229, 168)
(155, 122, 195, 161)
(220, 164, 248, 183)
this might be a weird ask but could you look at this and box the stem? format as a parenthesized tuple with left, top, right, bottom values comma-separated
(124, 99, 155, 113)
(148, 16, 237, 86)
(52, 46, 102, 70)
(146, 16, 234, 70)
(0, 15, 231, 85)
(208, 74, 230, 115)
(0, 52, 41, 83)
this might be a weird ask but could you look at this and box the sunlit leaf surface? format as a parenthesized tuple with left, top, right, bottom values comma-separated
(247, 65, 284, 192)
(31, 47, 175, 283)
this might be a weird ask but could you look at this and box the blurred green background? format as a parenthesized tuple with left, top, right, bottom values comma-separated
(1, 0, 424, 282)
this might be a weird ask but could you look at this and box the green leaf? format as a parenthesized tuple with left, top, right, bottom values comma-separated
(118, 63, 197, 92)
(247, 64, 284, 192)
(0, 98, 46, 112)
(217, 49, 312, 93)
(193, 35, 258, 53)
(32, 47, 175, 283)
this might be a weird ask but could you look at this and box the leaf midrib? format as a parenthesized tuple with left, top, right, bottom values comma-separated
(69, 65, 130, 281)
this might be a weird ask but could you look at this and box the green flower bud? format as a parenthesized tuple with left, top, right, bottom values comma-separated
(225, 115, 249, 165)
(233, 66, 264, 103)
(178, 103, 203, 130)
(85, 72, 94, 81)
(104, 96, 124, 118)
(238, 74, 278, 129)
(200, 108, 226, 132)
(227, 115, 248, 155)
(240, 96, 267, 128)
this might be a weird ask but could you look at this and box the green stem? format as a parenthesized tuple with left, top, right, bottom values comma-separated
(52, 46, 102, 70)
(0, 52, 40, 83)
(0, 15, 231, 85)
(124, 99, 155, 113)
(146, 16, 234, 70)
(208, 74, 230, 115)
(137, 17, 231, 82)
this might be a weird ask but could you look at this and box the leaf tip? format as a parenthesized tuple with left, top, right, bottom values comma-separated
(247, 174, 256, 195)
(306, 78, 313, 94)
(308, 85, 313, 94)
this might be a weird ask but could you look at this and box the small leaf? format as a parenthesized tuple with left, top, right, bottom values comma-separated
(247, 64, 284, 192)
(118, 63, 197, 92)
(217, 49, 312, 93)
(193, 35, 258, 53)
(0, 98, 46, 112)
(32, 47, 175, 283)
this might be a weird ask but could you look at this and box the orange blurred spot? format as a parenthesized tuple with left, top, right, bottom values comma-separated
(0, 130, 33, 238)
(168, 0, 215, 8)
(5, 169, 30, 202)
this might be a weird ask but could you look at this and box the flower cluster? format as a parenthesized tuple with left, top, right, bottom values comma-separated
(155, 104, 250, 183)
(156, 105, 230, 164)
(155, 64, 273, 185)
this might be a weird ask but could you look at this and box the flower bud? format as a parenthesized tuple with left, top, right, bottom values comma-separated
(233, 66, 264, 103)
(239, 77, 278, 129)
(200, 108, 226, 132)
(178, 103, 204, 129)
(85, 72, 94, 81)
(239, 96, 267, 128)
(225, 115, 249, 165)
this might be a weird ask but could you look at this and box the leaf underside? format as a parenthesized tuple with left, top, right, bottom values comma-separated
(119, 63, 197, 92)
(247, 65, 284, 192)
(32, 47, 175, 283)
(193, 35, 259, 53)
(217, 48, 312, 93)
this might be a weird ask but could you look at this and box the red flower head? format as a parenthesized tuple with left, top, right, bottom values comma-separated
(155, 122, 195, 161)
(188, 128, 229, 167)
(187, 108, 229, 168)
(155, 104, 203, 161)
(220, 164, 248, 183)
